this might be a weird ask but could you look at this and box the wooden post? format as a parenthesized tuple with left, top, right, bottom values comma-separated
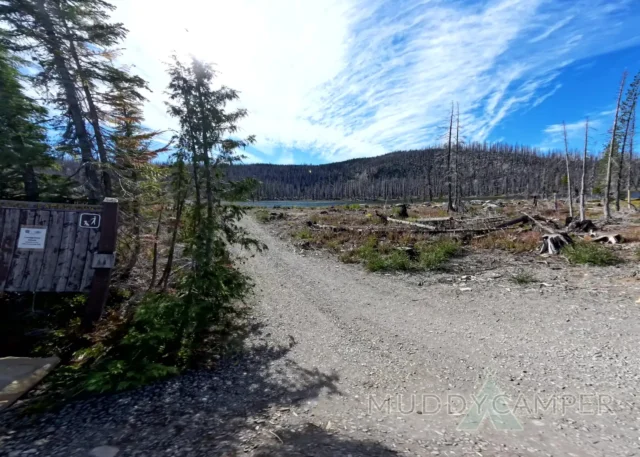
(83, 198, 118, 330)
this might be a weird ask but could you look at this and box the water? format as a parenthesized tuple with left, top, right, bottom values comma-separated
(235, 192, 640, 208)
(235, 200, 380, 208)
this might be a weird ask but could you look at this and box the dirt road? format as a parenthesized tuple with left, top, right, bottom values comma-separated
(237, 216, 640, 456)
(2, 216, 639, 456)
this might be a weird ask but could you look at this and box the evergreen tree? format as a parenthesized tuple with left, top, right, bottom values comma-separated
(103, 67, 169, 279)
(164, 56, 264, 352)
(0, 44, 55, 200)
(0, 0, 133, 201)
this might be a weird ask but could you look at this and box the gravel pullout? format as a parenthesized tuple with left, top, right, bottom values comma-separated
(1, 216, 639, 456)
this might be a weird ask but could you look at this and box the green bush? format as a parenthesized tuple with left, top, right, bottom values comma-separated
(254, 209, 270, 223)
(295, 227, 313, 240)
(416, 239, 460, 270)
(564, 242, 622, 266)
(510, 270, 537, 285)
(347, 237, 459, 272)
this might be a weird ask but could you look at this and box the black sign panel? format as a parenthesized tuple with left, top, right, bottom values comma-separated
(79, 213, 101, 229)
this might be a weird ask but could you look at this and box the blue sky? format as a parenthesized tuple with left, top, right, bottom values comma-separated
(113, 0, 640, 165)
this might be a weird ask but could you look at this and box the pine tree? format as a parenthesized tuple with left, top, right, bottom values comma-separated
(616, 71, 639, 210)
(0, 0, 104, 200)
(0, 44, 54, 200)
(603, 72, 627, 220)
(1, 0, 132, 201)
(103, 68, 169, 279)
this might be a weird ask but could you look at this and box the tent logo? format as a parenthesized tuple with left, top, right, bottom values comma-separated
(458, 377, 523, 431)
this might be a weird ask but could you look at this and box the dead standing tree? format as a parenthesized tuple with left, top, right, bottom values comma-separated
(446, 102, 455, 212)
(604, 72, 627, 220)
(579, 118, 589, 221)
(628, 109, 637, 209)
(562, 121, 574, 218)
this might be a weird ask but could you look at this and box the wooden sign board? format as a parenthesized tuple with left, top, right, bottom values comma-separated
(0, 199, 118, 298)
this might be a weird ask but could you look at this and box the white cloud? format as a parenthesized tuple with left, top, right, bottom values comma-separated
(533, 83, 562, 107)
(111, 0, 640, 163)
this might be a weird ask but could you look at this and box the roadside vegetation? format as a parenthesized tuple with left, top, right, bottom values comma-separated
(0, 3, 264, 408)
(564, 242, 623, 266)
(340, 236, 460, 272)
(254, 199, 637, 276)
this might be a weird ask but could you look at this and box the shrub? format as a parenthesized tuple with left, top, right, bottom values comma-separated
(343, 236, 459, 272)
(254, 209, 270, 223)
(564, 242, 622, 266)
(511, 271, 537, 285)
(295, 227, 313, 240)
(416, 239, 460, 270)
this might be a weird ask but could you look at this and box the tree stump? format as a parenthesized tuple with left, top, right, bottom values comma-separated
(395, 204, 409, 219)
(566, 219, 597, 233)
(374, 210, 388, 224)
(539, 233, 572, 255)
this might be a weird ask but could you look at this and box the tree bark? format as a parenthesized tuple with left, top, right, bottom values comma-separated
(604, 72, 627, 220)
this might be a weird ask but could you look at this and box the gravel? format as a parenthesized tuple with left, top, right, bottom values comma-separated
(2, 216, 639, 456)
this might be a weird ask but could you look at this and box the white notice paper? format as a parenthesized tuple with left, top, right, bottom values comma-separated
(17, 227, 47, 250)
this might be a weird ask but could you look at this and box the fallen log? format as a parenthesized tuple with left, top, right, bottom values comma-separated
(523, 213, 557, 234)
(539, 232, 573, 255)
(495, 215, 530, 229)
(387, 217, 436, 230)
(591, 233, 623, 244)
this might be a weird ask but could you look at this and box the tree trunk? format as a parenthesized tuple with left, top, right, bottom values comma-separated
(562, 121, 573, 217)
(120, 176, 141, 281)
(34, 0, 101, 202)
(23, 164, 39, 201)
(446, 103, 454, 212)
(159, 200, 184, 291)
(579, 118, 589, 221)
(195, 74, 215, 262)
(454, 103, 461, 211)
(63, 22, 113, 197)
(628, 109, 636, 209)
(149, 205, 164, 290)
(616, 99, 634, 211)
(604, 72, 627, 220)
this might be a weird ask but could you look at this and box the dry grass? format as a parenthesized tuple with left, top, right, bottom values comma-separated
(471, 230, 540, 253)
(618, 226, 640, 242)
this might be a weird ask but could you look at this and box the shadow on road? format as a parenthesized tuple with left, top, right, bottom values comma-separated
(0, 321, 398, 456)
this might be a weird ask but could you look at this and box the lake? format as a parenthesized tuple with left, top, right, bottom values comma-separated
(235, 200, 382, 208)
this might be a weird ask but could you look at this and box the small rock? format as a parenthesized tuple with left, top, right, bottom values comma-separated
(459, 287, 472, 292)
(90, 446, 120, 457)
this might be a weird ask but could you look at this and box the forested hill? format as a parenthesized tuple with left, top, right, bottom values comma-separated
(228, 143, 635, 201)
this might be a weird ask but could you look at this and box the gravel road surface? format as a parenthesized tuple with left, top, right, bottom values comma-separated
(1, 216, 639, 456)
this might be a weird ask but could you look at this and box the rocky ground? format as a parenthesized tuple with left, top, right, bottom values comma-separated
(2, 215, 640, 456)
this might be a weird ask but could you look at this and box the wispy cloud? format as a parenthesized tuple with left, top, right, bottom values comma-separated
(533, 83, 562, 107)
(112, 0, 640, 163)
(529, 16, 574, 43)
